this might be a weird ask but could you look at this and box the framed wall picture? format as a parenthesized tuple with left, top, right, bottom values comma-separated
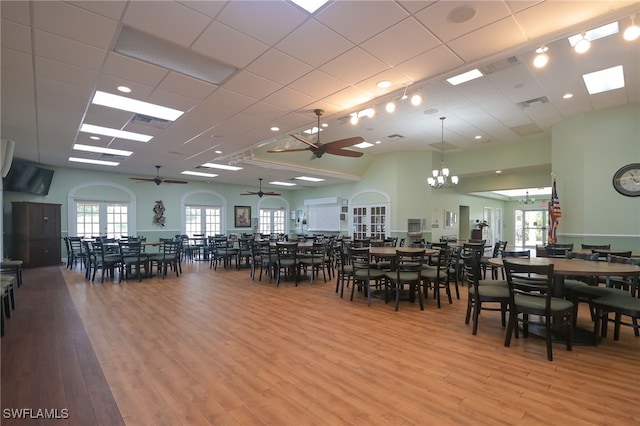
(234, 206, 251, 228)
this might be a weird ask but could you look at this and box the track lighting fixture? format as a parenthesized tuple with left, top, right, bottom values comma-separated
(533, 46, 549, 68)
(574, 33, 591, 53)
(624, 16, 640, 41)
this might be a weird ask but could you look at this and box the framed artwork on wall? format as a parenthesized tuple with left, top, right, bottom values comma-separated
(234, 206, 251, 228)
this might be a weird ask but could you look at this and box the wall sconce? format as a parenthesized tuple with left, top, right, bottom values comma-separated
(533, 46, 549, 68)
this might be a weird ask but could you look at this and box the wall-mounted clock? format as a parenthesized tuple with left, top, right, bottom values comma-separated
(612, 163, 640, 197)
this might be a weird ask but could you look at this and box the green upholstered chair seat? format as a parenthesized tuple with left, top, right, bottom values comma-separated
(593, 294, 640, 312)
(355, 269, 386, 280)
(572, 285, 628, 298)
(478, 279, 507, 287)
(514, 294, 573, 311)
(384, 271, 420, 282)
(563, 279, 589, 290)
(469, 285, 509, 299)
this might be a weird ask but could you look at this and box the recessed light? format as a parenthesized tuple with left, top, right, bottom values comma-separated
(295, 176, 324, 182)
(270, 127, 279, 132)
(563, 93, 574, 99)
(92, 91, 184, 121)
(270, 181, 296, 186)
(73, 144, 133, 156)
(117, 86, 131, 93)
(290, 0, 329, 14)
(495, 170, 502, 174)
(181, 171, 218, 178)
(377, 80, 391, 89)
(475, 135, 482, 140)
(201, 162, 243, 171)
(80, 124, 153, 142)
(354, 141, 374, 149)
(214, 150, 222, 154)
(89, 136, 100, 140)
(68, 157, 119, 166)
(375, 140, 381, 144)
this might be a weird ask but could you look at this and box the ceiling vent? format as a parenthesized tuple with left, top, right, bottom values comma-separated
(479, 56, 519, 74)
(516, 96, 550, 109)
(131, 114, 171, 129)
(510, 123, 544, 136)
(99, 153, 127, 161)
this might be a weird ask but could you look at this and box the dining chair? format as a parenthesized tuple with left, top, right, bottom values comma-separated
(503, 260, 574, 361)
(592, 293, 640, 343)
(545, 244, 573, 258)
(119, 239, 148, 282)
(421, 248, 454, 308)
(149, 240, 180, 279)
(275, 242, 300, 286)
(91, 240, 121, 283)
(463, 249, 509, 335)
(384, 249, 425, 311)
(349, 247, 386, 306)
(334, 245, 354, 298)
(498, 249, 531, 279)
(581, 244, 611, 250)
(481, 240, 506, 279)
(299, 241, 329, 284)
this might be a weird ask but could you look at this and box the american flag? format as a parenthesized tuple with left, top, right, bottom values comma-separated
(548, 179, 562, 244)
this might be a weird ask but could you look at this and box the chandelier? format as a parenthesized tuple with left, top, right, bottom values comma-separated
(519, 190, 536, 205)
(427, 117, 459, 189)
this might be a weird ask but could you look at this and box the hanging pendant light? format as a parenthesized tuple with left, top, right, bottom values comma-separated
(519, 190, 536, 205)
(427, 117, 458, 189)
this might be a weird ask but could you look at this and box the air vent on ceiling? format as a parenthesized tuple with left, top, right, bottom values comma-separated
(387, 133, 404, 140)
(131, 114, 171, 129)
(100, 153, 127, 161)
(510, 123, 544, 137)
(479, 56, 519, 75)
(516, 96, 550, 109)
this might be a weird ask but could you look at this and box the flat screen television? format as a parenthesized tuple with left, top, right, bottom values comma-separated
(2, 160, 55, 196)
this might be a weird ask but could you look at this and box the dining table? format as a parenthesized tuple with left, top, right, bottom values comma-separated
(487, 256, 640, 345)
(572, 248, 640, 258)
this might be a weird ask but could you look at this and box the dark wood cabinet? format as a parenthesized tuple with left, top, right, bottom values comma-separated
(11, 202, 62, 267)
(471, 229, 483, 241)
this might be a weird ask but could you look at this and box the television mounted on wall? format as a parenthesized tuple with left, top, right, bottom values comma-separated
(2, 159, 55, 196)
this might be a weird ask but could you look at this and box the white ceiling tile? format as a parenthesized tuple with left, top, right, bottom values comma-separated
(394, 45, 464, 83)
(1, 47, 34, 75)
(34, 30, 106, 71)
(71, 1, 127, 20)
(447, 17, 527, 64)
(217, 0, 307, 45)
(0, 1, 31, 26)
(102, 53, 169, 87)
(177, 0, 227, 18)
(361, 17, 440, 67)
(192, 21, 270, 69)
(246, 49, 314, 86)
(123, 1, 212, 47)
(1, 19, 32, 53)
(224, 70, 282, 101)
(316, 1, 408, 44)
(35, 56, 99, 88)
(288, 69, 345, 100)
(320, 47, 388, 86)
(33, 1, 117, 49)
(157, 71, 217, 101)
(262, 86, 317, 111)
(276, 19, 353, 68)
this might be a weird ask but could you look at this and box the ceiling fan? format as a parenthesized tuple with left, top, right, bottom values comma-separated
(267, 109, 364, 159)
(241, 178, 281, 197)
(129, 165, 188, 185)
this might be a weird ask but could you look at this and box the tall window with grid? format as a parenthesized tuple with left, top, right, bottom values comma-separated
(106, 203, 128, 238)
(185, 205, 221, 236)
(76, 202, 100, 237)
(259, 208, 285, 235)
(352, 205, 387, 239)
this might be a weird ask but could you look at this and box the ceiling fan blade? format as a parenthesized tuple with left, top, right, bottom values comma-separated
(241, 191, 259, 195)
(262, 191, 281, 196)
(290, 134, 320, 150)
(322, 146, 364, 157)
(267, 148, 310, 153)
(162, 179, 189, 184)
(323, 136, 364, 150)
(129, 178, 156, 182)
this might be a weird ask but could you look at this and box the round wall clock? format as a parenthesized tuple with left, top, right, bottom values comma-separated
(612, 163, 640, 197)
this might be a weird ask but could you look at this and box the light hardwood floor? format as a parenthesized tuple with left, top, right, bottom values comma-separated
(6, 260, 640, 425)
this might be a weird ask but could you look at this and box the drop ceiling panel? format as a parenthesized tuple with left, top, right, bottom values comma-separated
(394, 45, 464, 82)
(0, 1, 31, 25)
(72, 1, 127, 20)
(33, 2, 117, 49)
(34, 30, 106, 71)
(361, 17, 440, 67)
(246, 49, 314, 86)
(316, 1, 408, 44)
(287, 69, 345, 100)
(102, 53, 169, 87)
(263, 86, 317, 111)
(34, 56, 98, 88)
(223, 70, 282, 100)
(416, 1, 512, 43)
(216, 1, 307, 45)
(1, 20, 32, 52)
(447, 17, 526, 64)
(275, 19, 353, 68)
(192, 21, 269, 69)
(2, 48, 34, 74)
(320, 47, 388, 86)
(122, 1, 212, 47)
(156, 71, 217, 100)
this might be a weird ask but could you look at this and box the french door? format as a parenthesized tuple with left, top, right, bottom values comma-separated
(515, 209, 548, 248)
(352, 205, 387, 239)
(75, 201, 129, 238)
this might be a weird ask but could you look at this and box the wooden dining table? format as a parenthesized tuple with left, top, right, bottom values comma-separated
(488, 256, 640, 345)
(572, 248, 640, 258)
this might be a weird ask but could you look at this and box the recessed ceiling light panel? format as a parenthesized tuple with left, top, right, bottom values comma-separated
(80, 124, 153, 142)
(583, 65, 625, 94)
(92, 91, 184, 121)
(201, 162, 243, 171)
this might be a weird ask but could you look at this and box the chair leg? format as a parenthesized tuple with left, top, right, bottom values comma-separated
(465, 295, 472, 325)
(472, 300, 481, 335)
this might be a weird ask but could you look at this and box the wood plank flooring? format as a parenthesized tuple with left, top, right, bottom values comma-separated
(2, 260, 639, 425)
